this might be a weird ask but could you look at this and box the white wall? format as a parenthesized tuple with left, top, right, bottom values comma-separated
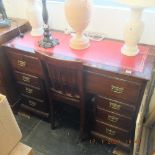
(3, 0, 155, 45)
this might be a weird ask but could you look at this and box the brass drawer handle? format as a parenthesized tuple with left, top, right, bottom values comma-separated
(106, 128, 116, 136)
(17, 60, 26, 67)
(25, 87, 33, 94)
(28, 100, 37, 107)
(109, 102, 121, 111)
(108, 115, 119, 123)
(111, 85, 124, 94)
(22, 76, 30, 83)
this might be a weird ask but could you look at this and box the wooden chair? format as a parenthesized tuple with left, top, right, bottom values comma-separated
(36, 51, 85, 138)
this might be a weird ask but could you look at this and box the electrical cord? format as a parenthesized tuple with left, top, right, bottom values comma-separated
(85, 31, 105, 41)
(64, 28, 106, 41)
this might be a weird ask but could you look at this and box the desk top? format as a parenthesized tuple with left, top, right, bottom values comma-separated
(4, 31, 154, 80)
(0, 18, 30, 45)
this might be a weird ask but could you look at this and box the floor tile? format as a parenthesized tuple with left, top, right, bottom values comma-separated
(15, 113, 40, 139)
(16, 113, 114, 155)
(34, 150, 45, 155)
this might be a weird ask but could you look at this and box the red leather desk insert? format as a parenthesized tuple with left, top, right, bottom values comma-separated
(8, 32, 149, 73)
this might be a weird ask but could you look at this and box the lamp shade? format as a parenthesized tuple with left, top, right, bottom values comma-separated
(115, 0, 155, 8)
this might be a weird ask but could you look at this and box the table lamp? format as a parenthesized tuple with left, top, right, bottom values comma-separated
(64, 0, 92, 50)
(27, 0, 43, 36)
(115, 0, 155, 56)
(39, 0, 59, 48)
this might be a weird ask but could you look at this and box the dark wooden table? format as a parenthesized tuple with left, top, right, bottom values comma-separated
(2, 31, 154, 148)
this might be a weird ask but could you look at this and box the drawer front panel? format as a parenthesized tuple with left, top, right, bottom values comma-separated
(96, 96, 135, 117)
(96, 107, 132, 130)
(86, 72, 141, 104)
(18, 84, 44, 100)
(22, 95, 48, 112)
(14, 71, 41, 87)
(7, 51, 42, 76)
(94, 120, 129, 143)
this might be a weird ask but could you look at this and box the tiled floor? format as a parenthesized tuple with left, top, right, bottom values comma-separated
(15, 110, 115, 155)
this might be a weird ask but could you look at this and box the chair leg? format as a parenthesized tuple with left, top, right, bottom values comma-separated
(50, 103, 55, 129)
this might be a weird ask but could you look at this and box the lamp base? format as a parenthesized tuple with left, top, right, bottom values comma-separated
(0, 19, 11, 28)
(121, 45, 139, 56)
(70, 34, 90, 50)
(38, 37, 59, 49)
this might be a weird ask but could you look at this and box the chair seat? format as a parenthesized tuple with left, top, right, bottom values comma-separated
(50, 89, 81, 108)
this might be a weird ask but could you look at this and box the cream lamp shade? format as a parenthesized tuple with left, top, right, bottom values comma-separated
(115, 0, 155, 56)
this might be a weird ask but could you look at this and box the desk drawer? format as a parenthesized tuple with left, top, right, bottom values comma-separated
(94, 120, 129, 143)
(21, 95, 48, 112)
(18, 83, 45, 100)
(86, 72, 141, 104)
(14, 71, 42, 88)
(7, 51, 42, 76)
(96, 107, 132, 130)
(96, 96, 135, 117)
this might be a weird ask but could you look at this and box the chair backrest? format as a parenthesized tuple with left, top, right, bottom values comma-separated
(36, 51, 84, 99)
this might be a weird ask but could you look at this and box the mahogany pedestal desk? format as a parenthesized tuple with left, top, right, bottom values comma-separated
(2, 31, 154, 148)
(0, 19, 30, 108)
